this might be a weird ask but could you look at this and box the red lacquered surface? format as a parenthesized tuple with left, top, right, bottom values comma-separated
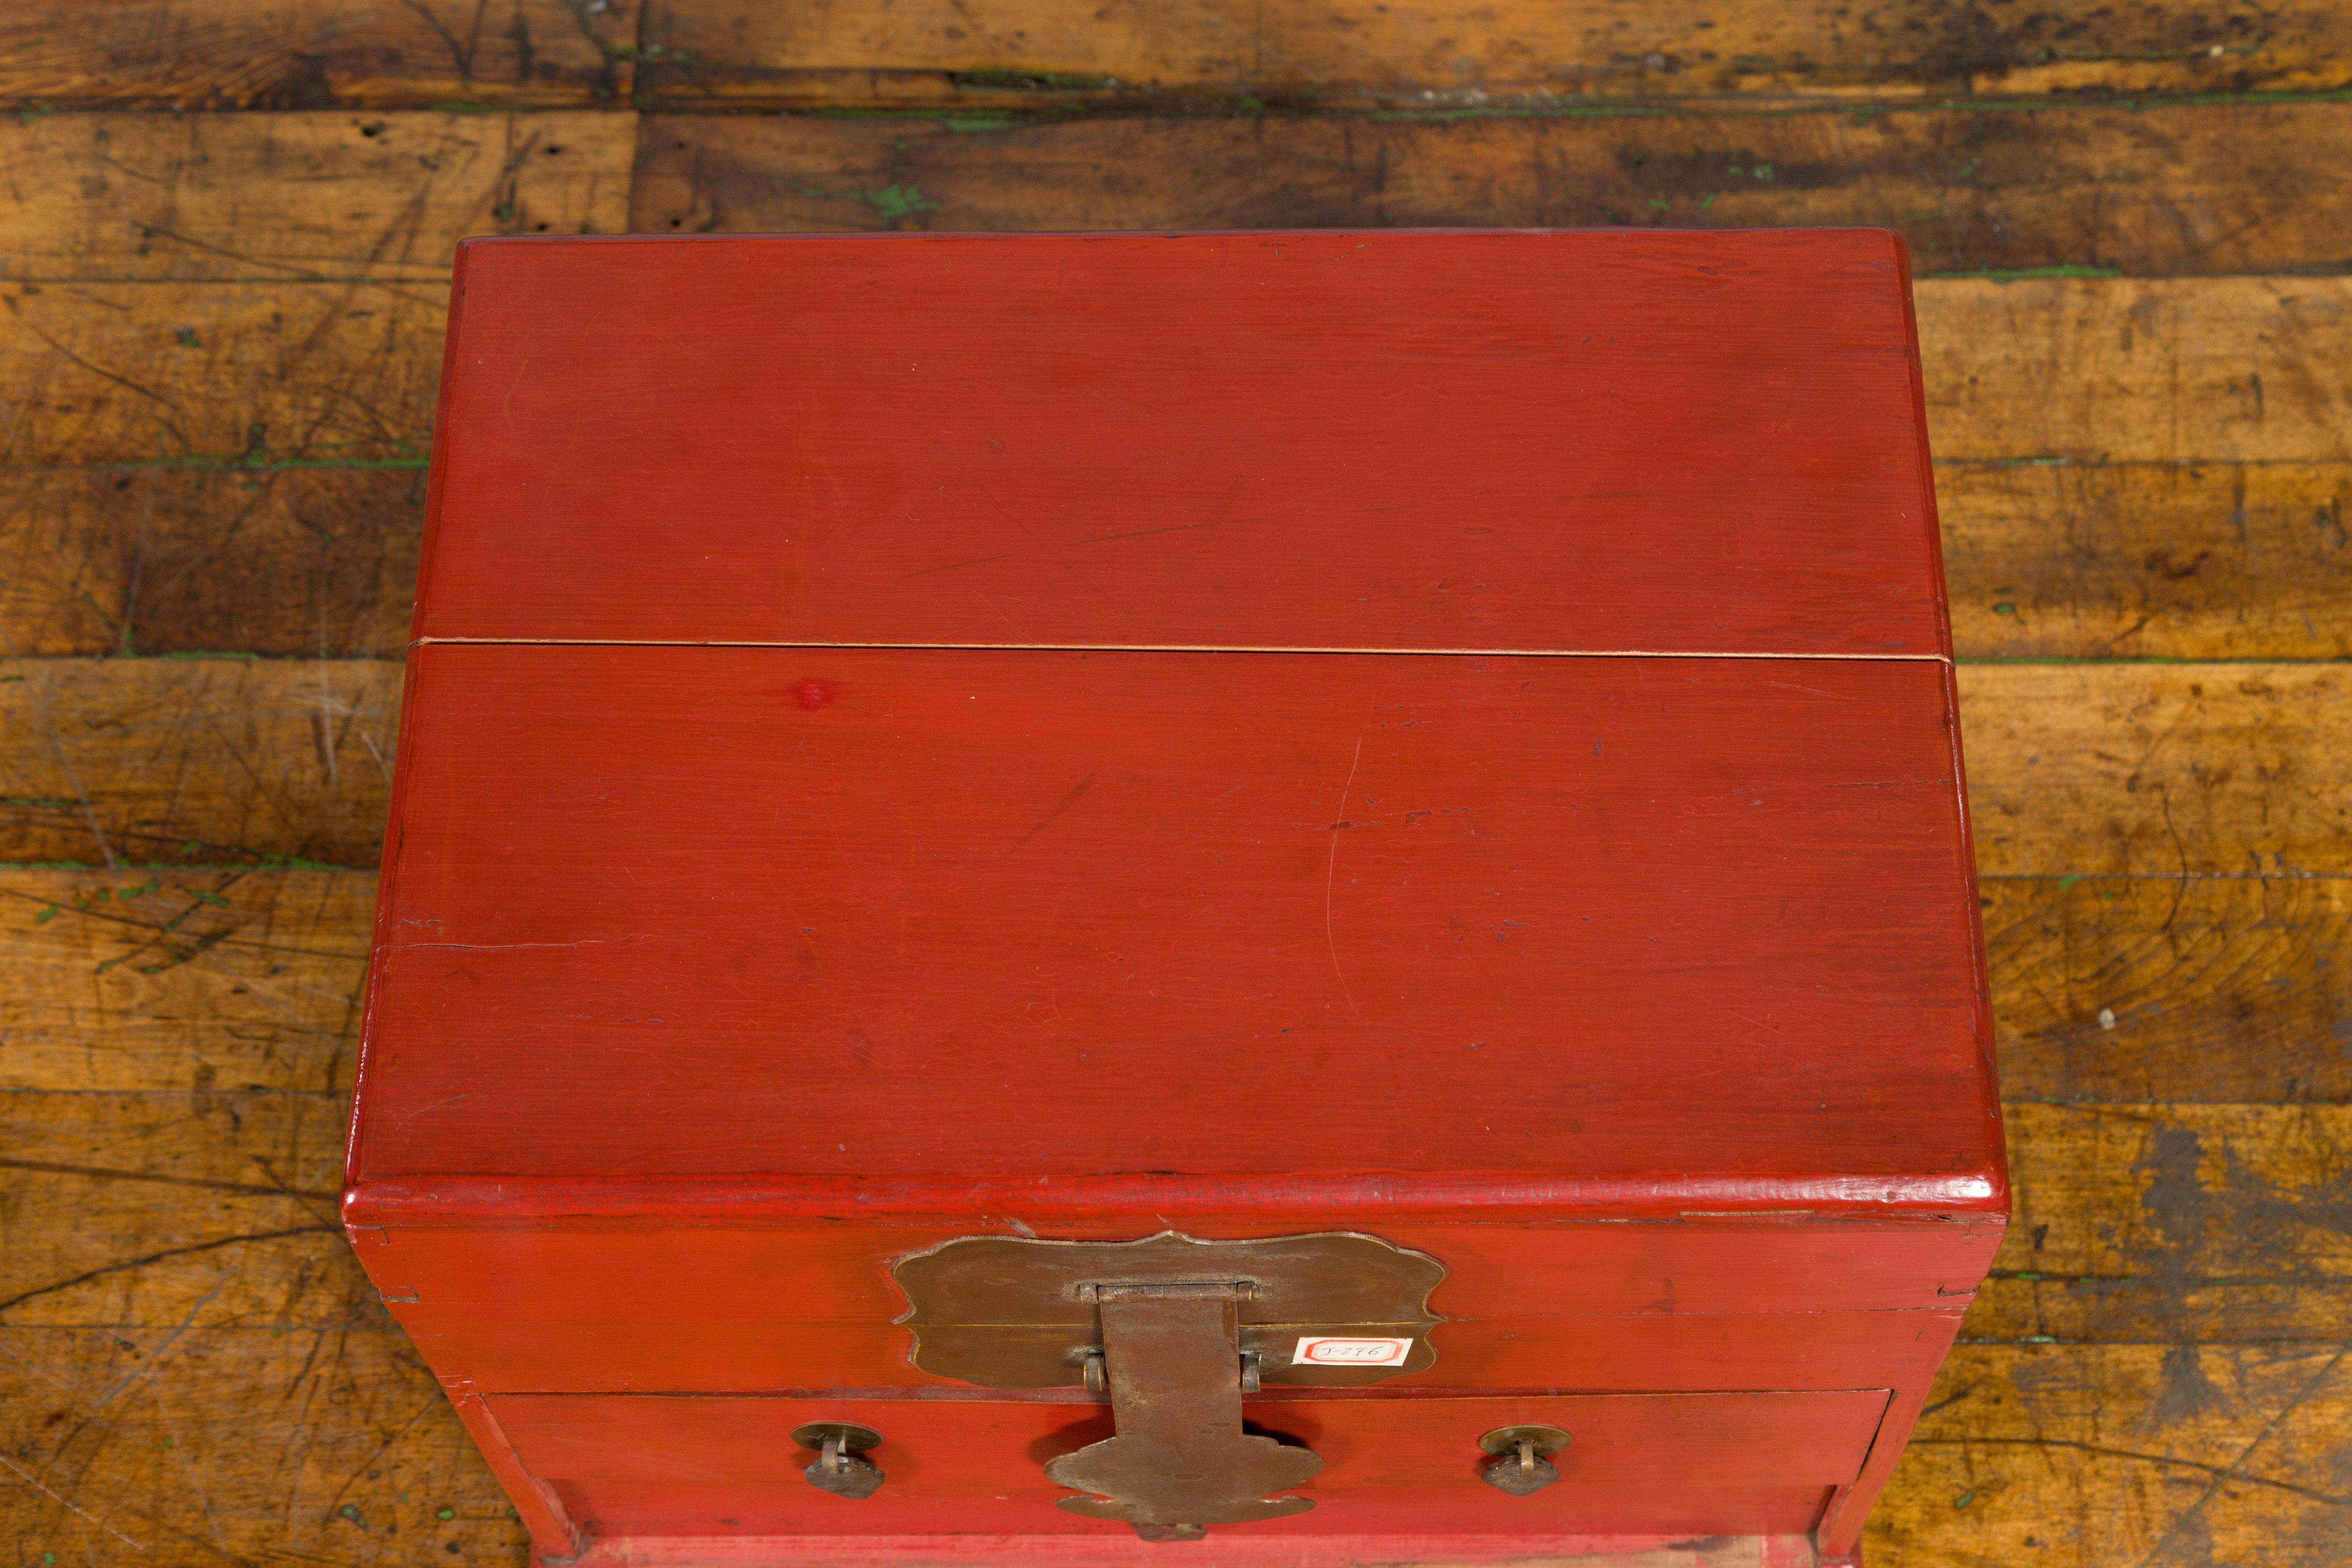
(350, 1218, 1995, 1394)
(350, 647, 1995, 1193)
(349, 229, 1998, 1566)
(414, 230, 1945, 656)
(489, 1390, 1886, 1540)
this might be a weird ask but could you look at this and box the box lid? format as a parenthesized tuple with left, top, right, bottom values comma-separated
(350, 230, 1999, 1222)
(410, 228, 1947, 656)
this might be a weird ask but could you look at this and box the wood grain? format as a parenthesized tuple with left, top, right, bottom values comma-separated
(1875, 1344, 2352, 1566)
(0, 281, 446, 467)
(0, 1087, 350, 1328)
(0, 1325, 527, 1565)
(1939, 461, 2352, 661)
(0, 466, 425, 659)
(631, 104, 2352, 277)
(1956, 663, 2352, 879)
(1, 112, 637, 282)
(0, 869, 370, 1093)
(0, 657, 401, 867)
(0, 0, 637, 108)
(628, 0, 2352, 106)
(1972, 1102, 2352, 1345)
(1917, 278, 2352, 465)
(1984, 876, 2352, 1105)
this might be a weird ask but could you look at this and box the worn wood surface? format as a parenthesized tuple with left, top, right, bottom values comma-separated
(0, 657, 401, 867)
(1, 113, 638, 282)
(0, 466, 426, 659)
(633, 103, 2352, 278)
(621, 0, 2352, 107)
(12, 0, 2352, 109)
(1939, 462, 2352, 661)
(4, 0, 2350, 1561)
(0, 0, 640, 109)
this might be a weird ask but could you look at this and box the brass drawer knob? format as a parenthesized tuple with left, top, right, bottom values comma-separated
(793, 1421, 885, 1500)
(1478, 1424, 1571, 1496)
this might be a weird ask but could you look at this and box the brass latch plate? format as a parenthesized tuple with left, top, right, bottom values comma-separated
(891, 1231, 1446, 1535)
(891, 1230, 1446, 1388)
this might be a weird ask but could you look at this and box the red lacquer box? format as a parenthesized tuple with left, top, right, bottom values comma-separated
(345, 228, 2005, 1568)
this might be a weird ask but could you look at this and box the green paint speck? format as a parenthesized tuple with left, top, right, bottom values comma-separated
(1753, 163, 1774, 181)
(1647, 198, 1671, 211)
(2056, 875, 2079, 891)
(1993, 601, 2016, 614)
(175, 327, 201, 349)
(437, 1508, 456, 1520)
(1698, 191, 1717, 209)
(34, 906, 56, 925)
(1954, 1490, 1975, 1509)
(863, 184, 938, 221)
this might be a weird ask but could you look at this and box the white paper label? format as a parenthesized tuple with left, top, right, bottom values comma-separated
(1290, 1335, 1415, 1368)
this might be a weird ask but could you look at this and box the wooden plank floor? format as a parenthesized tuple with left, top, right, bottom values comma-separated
(2, 3, 2348, 1563)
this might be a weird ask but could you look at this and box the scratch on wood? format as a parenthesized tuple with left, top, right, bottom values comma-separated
(1074, 516, 1260, 546)
(0, 1227, 335, 1317)
(1325, 728, 1366, 1018)
(0, 1451, 149, 1550)
(1007, 775, 1096, 854)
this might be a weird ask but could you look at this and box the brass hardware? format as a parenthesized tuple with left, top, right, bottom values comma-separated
(892, 1230, 1446, 1389)
(1044, 1282, 1321, 1537)
(791, 1421, 885, 1501)
(892, 1231, 1446, 1537)
(1477, 1424, 1571, 1496)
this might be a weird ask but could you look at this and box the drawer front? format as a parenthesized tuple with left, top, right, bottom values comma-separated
(490, 1390, 1889, 1541)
